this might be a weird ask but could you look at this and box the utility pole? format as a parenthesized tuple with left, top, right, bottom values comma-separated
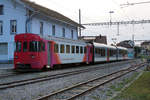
(132, 34, 135, 57)
(117, 22, 120, 36)
(79, 9, 81, 37)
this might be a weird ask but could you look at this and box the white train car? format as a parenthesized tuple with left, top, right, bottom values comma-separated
(93, 42, 117, 62)
(44, 36, 93, 66)
(117, 46, 128, 60)
(108, 45, 117, 61)
(94, 43, 108, 62)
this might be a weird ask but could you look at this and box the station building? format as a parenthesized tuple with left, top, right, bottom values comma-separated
(79, 35, 107, 44)
(0, 0, 83, 63)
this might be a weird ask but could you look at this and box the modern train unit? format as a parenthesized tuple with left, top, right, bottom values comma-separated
(14, 33, 129, 70)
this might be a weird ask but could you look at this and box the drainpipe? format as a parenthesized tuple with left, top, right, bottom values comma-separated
(25, 11, 39, 33)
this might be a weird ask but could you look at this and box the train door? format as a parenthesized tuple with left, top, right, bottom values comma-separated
(107, 48, 109, 61)
(88, 46, 94, 63)
(47, 42, 51, 68)
(87, 46, 90, 63)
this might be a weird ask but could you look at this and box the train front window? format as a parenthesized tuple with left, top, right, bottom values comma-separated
(23, 42, 28, 52)
(29, 41, 40, 52)
(15, 42, 21, 52)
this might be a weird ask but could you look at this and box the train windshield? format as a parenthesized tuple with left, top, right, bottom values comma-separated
(29, 41, 41, 52)
(15, 41, 22, 52)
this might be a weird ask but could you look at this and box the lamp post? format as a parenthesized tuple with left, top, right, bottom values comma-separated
(112, 38, 117, 45)
(109, 11, 114, 25)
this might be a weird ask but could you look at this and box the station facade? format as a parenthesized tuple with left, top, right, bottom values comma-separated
(0, 0, 82, 62)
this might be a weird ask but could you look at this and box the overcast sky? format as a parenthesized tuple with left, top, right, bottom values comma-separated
(30, 0, 150, 45)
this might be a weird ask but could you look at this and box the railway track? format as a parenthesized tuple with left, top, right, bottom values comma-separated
(35, 63, 146, 100)
(0, 72, 21, 78)
(0, 60, 142, 90)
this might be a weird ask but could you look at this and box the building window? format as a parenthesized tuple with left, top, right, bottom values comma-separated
(0, 21, 3, 35)
(71, 30, 73, 39)
(0, 5, 4, 15)
(62, 28, 65, 37)
(10, 20, 17, 34)
(40, 22, 43, 35)
(52, 25, 55, 36)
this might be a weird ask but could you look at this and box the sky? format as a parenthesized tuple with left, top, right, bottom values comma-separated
(30, 0, 150, 45)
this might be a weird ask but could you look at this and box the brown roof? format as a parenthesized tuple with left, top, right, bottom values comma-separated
(117, 40, 134, 48)
(79, 35, 107, 44)
(141, 41, 150, 45)
(21, 0, 84, 28)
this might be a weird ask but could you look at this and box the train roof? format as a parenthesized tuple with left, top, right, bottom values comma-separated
(41, 35, 88, 45)
(15, 33, 42, 41)
(93, 42, 116, 49)
(117, 46, 128, 50)
(15, 33, 88, 45)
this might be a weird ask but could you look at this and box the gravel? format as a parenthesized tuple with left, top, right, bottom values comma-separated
(0, 60, 136, 84)
(77, 63, 146, 100)
(0, 64, 13, 69)
(0, 59, 143, 100)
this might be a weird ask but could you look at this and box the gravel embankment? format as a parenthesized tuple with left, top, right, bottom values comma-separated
(77, 63, 146, 100)
(0, 64, 13, 69)
(0, 59, 143, 100)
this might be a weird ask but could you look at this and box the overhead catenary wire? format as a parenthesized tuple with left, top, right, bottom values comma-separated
(120, 1, 150, 7)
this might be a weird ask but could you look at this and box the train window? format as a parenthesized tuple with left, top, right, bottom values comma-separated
(84, 47, 87, 53)
(109, 50, 112, 56)
(41, 42, 45, 51)
(23, 42, 28, 52)
(90, 48, 93, 53)
(54, 44, 59, 53)
(80, 47, 83, 54)
(39, 42, 42, 52)
(109, 49, 116, 57)
(95, 48, 98, 54)
(119, 50, 122, 55)
(66, 45, 70, 53)
(72, 46, 75, 53)
(76, 46, 79, 53)
(15, 41, 21, 52)
(29, 41, 40, 52)
(101, 49, 105, 56)
(60, 44, 64, 53)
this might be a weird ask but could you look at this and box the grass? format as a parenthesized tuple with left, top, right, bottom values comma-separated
(91, 96, 101, 100)
(91, 72, 140, 100)
(109, 72, 139, 92)
(112, 71, 150, 100)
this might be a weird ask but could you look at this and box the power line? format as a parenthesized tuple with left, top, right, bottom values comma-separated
(83, 20, 150, 26)
(120, 1, 150, 7)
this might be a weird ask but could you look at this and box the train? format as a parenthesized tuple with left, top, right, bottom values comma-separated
(14, 33, 129, 70)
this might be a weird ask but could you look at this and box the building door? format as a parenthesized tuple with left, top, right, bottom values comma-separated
(0, 43, 8, 55)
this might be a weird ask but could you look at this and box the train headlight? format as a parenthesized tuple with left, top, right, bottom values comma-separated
(31, 56, 35, 58)
(15, 56, 18, 59)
